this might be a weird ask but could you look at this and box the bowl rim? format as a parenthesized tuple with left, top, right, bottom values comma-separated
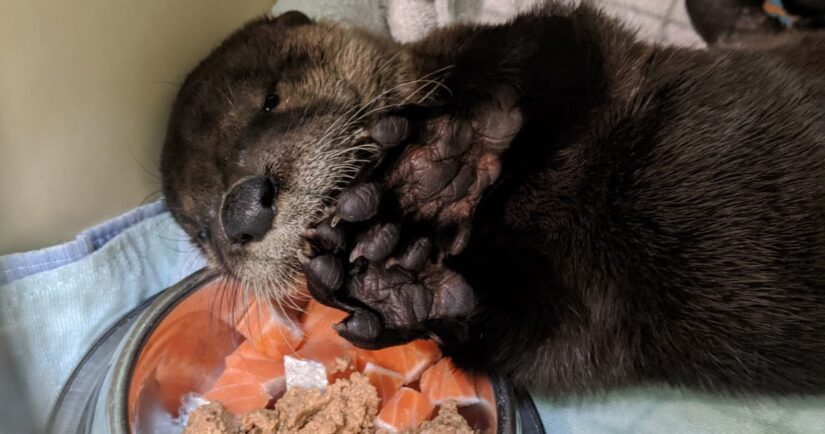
(107, 268, 518, 434)
(107, 267, 220, 434)
(47, 289, 164, 433)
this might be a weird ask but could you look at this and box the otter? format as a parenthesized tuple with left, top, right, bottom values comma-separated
(161, 4, 825, 395)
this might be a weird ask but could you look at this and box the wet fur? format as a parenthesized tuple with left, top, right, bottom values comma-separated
(162, 4, 825, 394)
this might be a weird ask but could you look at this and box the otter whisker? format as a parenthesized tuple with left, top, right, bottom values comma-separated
(348, 76, 451, 124)
(328, 65, 454, 139)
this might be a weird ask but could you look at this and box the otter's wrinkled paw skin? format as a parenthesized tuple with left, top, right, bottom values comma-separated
(301, 217, 476, 349)
(381, 86, 523, 253)
(304, 87, 522, 349)
(336, 262, 476, 349)
(299, 220, 352, 308)
(335, 183, 382, 224)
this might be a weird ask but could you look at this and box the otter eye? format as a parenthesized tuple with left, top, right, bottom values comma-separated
(196, 229, 209, 241)
(262, 93, 280, 112)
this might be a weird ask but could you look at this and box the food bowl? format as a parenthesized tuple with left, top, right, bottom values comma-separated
(49, 269, 543, 433)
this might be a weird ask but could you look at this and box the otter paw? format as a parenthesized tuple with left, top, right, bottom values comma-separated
(301, 218, 476, 349)
(302, 87, 521, 349)
(376, 86, 522, 254)
(304, 258, 475, 348)
(337, 262, 475, 349)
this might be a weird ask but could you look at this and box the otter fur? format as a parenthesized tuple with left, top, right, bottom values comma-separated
(161, 4, 825, 395)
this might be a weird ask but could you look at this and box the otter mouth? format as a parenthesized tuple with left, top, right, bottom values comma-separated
(210, 126, 386, 292)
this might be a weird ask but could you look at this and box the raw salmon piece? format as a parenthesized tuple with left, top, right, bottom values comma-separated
(236, 300, 303, 359)
(204, 367, 272, 414)
(129, 282, 243, 417)
(419, 358, 480, 406)
(147, 312, 240, 415)
(301, 300, 348, 341)
(358, 339, 441, 384)
(295, 338, 357, 383)
(375, 387, 435, 432)
(224, 341, 286, 398)
(363, 362, 404, 406)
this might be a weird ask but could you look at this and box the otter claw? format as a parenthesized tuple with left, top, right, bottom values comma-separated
(297, 249, 311, 265)
(334, 310, 381, 342)
(447, 223, 472, 256)
(335, 309, 420, 349)
(330, 216, 342, 227)
(302, 220, 347, 254)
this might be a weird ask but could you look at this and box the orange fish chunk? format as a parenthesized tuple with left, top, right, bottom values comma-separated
(129, 282, 242, 416)
(363, 362, 405, 406)
(359, 339, 441, 384)
(375, 387, 435, 433)
(204, 367, 272, 415)
(236, 300, 303, 359)
(224, 340, 286, 398)
(301, 300, 348, 341)
(419, 357, 480, 406)
(150, 312, 239, 414)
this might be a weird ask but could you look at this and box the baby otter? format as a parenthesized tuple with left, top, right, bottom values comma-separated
(161, 4, 825, 395)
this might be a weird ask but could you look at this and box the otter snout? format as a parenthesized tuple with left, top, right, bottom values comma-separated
(221, 176, 276, 245)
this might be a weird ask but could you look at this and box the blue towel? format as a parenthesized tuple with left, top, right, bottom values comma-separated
(0, 200, 205, 431)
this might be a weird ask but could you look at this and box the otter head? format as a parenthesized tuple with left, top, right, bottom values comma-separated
(160, 11, 419, 296)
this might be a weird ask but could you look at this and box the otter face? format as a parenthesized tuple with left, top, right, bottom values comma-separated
(160, 12, 416, 296)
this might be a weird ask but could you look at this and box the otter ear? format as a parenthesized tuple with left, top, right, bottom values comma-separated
(274, 11, 313, 27)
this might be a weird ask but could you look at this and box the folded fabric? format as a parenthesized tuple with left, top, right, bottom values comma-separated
(271, 0, 549, 42)
(0, 200, 205, 431)
(536, 387, 825, 433)
(0, 200, 168, 285)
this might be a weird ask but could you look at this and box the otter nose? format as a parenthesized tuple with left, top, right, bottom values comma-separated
(221, 176, 276, 244)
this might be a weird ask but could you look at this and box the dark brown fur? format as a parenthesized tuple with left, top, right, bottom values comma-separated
(161, 4, 825, 395)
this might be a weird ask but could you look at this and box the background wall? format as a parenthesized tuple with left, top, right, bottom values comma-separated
(0, 0, 275, 254)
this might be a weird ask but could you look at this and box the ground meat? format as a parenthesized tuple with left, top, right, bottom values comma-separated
(183, 402, 240, 434)
(330, 356, 353, 375)
(275, 372, 379, 433)
(240, 410, 280, 434)
(184, 373, 380, 434)
(407, 402, 475, 434)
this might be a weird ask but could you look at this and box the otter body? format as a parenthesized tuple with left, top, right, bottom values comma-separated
(434, 16, 825, 394)
(161, 4, 825, 395)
